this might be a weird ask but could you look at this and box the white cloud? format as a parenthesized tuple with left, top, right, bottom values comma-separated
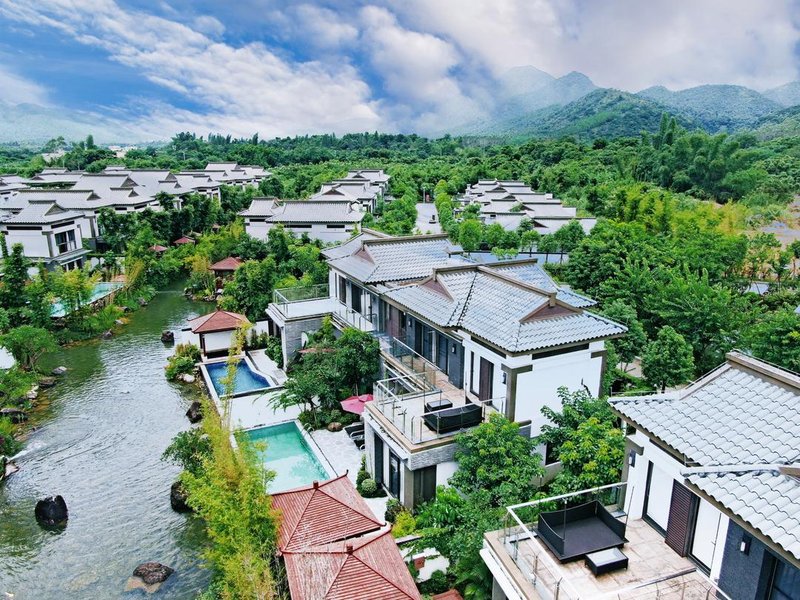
(291, 4, 358, 48)
(0, 64, 49, 104)
(192, 15, 225, 38)
(0, 0, 387, 137)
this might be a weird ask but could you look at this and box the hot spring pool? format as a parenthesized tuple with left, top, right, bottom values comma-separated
(205, 359, 271, 396)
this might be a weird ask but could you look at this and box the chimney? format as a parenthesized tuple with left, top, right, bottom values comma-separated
(345, 544, 354, 554)
(312, 481, 319, 489)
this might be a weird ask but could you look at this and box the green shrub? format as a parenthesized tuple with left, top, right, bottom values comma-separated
(360, 478, 377, 495)
(356, 455, 370, 488)
(391, 510, 417, 538)
(0, 367, 37, 406)
(385, 498, 403, 523)
(419, 570, 451, 596)
(298, 406, 359, 430)
(0, 417, 21, 456)
(165, 343, 201, 380)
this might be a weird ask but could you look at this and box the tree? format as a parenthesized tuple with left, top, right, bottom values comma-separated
(450, 413, 544, 507)
(334, 328, 380, 396)
(0, 326, 58, 371)
(538, 387, 616, 453)
(742, 309, 800, 373)
(641, 326, 695, 392)
(0, 244, 29, 314)
(600, 300, 647, 369)
(458, 220, 482, 253)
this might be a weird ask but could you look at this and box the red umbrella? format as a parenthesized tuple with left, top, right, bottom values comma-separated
(340, 394, 374, 415)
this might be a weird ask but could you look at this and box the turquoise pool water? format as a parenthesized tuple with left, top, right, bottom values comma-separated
(237, 422, 330, 492)
(206, 359, 271, 396)
(51, 281, 124, 317)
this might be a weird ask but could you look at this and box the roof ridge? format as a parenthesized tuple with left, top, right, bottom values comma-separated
(349, 532, 417, 599)
(318, 484, 382, 526)
(282, 488, 316, 551)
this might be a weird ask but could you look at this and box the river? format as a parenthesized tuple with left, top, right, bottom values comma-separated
(0, 282, 214, 599)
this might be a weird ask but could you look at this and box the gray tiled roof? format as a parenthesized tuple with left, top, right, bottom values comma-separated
(321, 231, 387, 260)
(609, 358, 800, 465)
(241, 199, 364, 223)
(2, 202, 84, 224)
(686, 469, 800, 562)
(490, 262, 596, 308)
(385, 265, 624, 353)
(328, 235, 467, 284)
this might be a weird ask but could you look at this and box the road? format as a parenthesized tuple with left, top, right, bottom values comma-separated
(414, 202, 441, 234)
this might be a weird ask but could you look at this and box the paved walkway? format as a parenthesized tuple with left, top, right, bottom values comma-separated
(248, 349, 287, 385)
(311, 427, 389, 522)
(415, 202, 441, 234)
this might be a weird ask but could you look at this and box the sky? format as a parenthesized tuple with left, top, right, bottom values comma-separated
(0, 0, 799, 139)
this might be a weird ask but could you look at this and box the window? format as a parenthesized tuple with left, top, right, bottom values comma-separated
(769, 557, 800, 600)
(544, 442, 559, 465)
(54, 230, 76, 255)
(326, 224, 346, 229)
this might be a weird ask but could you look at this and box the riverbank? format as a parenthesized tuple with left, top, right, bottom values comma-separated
(0, 281, 215, 599)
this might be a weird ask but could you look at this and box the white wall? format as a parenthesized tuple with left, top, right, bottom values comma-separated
(245, 220, 358, 243)
(435, 460, 457, 487)
(462, 338, 507, 401)
(202, 330, 236, 352)
(3, 227, 51, 258)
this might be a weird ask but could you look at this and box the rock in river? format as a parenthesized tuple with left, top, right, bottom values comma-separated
(160, 330, 175, 344)
(185, 401, 202, 423)
(170, 481, 191, 512)
(38, 376, 57, 388)
(35, 495, 68, 526)
(125, 562, 174, 593)
(0, 407, 27, 423)
(101, 330, 113, 339)
(51, 366, 68, 376)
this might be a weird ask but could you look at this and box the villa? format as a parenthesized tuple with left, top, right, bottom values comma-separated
(240, 197, 366, 243)
(264, 231, 625, 508)
(480, 351, 799, 600)
(186, 309, 251, 357)
(456, 179, 596, 235)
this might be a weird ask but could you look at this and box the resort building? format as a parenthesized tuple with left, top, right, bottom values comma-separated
(480, 351, 799, 600)
(0, 175, 29, 199)
(265, 231, 625, 509)
(0, 201, 90, 273)
(456, 179, 595, 235)
(240, 198, 366, 243)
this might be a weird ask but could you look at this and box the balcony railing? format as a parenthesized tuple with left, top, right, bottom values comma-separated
(331, 305, 375, 332)
(378, 335, 438, 389)
(273, 284, 329, 309)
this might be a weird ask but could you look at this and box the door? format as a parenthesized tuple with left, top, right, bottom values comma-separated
(479, 357, 494, 401)
(644, 462, 673, 532)
(665, 481, 696, 556)
(388, 452, 401, 498)
(413, 465, 437, 507)
(351, 284, 362, 313)
(338, 276, 346, 304)
(373, 433, 384, 486)
(436, 333, 449, 373)
(690, 499, 722, 570)
(414, 321, 423, 355)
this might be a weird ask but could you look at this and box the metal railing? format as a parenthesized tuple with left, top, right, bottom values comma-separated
(331, 305, 375, 332)
(273, 284, 330, 309)
(379, 336, 438, 388)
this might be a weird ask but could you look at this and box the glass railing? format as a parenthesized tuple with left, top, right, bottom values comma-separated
(273, 284, 330, 307)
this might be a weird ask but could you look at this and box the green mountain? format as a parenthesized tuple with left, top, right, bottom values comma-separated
(478, 89, 699, 140)
(751, 105, 800, 140)
(636, 84, 781, 131)
(763, 81, 800, 107)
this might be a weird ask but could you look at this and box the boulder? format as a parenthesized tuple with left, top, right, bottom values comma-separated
(327, 422, 343, 432)
(35, 495, 68, 526)
(25, 387, 39, 401)
(185, 401, 202, 424)
(0, 407, 27, 423)
(114, 319, 125, 326)
(170, 481, 191, 512)
(101, 330, 113, 339)
(51, 366, 68, 376)
(38, 376, 57, 388)
(180, 373, 195, 384)
(126, 562, 174, 594)
(137, 297, 148, 307)
(160, 331, 175, 344)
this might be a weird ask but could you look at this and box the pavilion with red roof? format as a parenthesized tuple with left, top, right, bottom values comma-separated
(173, 235, 195, 245)
(148, 244, 168, 253)
(186, 309, 250, 356)
(273, 475, 421, 599)
(209, 256, 243, 279)
(282, 530, 421, 600)
(271, 475, 383, 552)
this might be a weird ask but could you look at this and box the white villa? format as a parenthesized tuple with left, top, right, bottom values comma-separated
(457, 179, 596, 235)
(264, 230, 625, 508)
(241, 198, 366, 243)
(481, 351, 800, 600)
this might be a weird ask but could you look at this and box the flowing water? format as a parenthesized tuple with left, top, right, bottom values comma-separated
(0, 283, 214, 599)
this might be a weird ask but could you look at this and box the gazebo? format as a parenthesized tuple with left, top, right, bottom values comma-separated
(209, 256, 243, 279)
(173, 236, 195, 246)
(148, 244, 168, 253)
(186, 309, 250, 356)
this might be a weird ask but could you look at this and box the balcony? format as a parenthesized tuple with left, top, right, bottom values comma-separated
(270, 285, 375, 332)
(368, 370, 504, 446)
(485, 483, 731, 600)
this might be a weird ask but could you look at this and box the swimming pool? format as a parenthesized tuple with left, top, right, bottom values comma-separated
(237, 421, 331, 492)
(51, 281, 124, 317)
(205, 359, 271, 396)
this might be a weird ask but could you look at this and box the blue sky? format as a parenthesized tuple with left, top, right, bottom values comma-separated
(0, 0, 799, 139)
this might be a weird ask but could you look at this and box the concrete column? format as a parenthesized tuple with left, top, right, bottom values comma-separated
(501, 364, 532, 421)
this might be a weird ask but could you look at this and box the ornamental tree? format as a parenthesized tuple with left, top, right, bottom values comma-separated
(0, 326, 58, 371)
(641, 325, 695, 392)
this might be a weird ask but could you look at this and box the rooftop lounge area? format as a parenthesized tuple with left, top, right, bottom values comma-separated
(485, 483, 731, 600)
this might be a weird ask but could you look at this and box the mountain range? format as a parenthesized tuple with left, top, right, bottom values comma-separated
(3, 66, 800, 145)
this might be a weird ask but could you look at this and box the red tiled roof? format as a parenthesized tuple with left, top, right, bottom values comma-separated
(271, 474, 382, 552)
(209, 256, 243, 271)
(173, 236, 195, 244)
(433, 591, 463, 600)
(187, 309, 250, 333)
(283, 530, 421, 600)
(149, 244, 168, 252)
